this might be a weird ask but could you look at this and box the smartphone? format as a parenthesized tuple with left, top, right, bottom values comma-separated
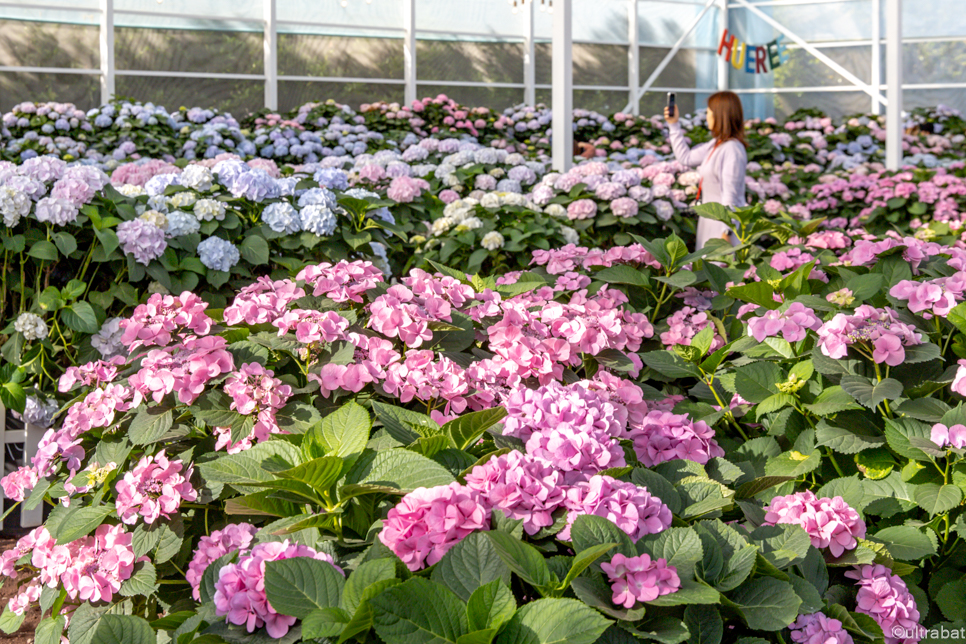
(667, 92, 676, 113)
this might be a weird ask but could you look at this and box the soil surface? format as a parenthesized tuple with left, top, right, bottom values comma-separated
(0, 538, 40, 644)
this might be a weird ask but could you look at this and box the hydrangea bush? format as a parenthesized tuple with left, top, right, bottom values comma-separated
(1, 201, 965, 644)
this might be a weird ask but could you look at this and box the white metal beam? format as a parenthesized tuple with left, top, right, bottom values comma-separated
(552, 0, 573, 172)
(886, 0, 902, 169)
(628, 0, 639, 114)
(99, 0, 114, 104)
(524, 0, 535, 106)
(264, 0, 277, 111)
(871, 0, 881, 114)
(623, 0, 717, 113)
(717, 0, 728, 91)
(731, 0, 888, 107)
(403, 0, 416, 105)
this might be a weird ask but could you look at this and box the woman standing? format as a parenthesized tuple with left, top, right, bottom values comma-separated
(665, 91, 748, 249)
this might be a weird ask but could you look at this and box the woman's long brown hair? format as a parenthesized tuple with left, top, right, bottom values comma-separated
(707, 91, 747, 148)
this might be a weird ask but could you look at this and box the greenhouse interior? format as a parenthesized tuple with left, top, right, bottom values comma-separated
(0, 1, 965, 644)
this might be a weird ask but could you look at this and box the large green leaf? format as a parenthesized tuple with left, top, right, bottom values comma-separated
(467, 581, 516, 632)
(54, 504, 116, 545)
(60, 301, 100, 334)
(276, 456, 344, 496)
(347, 448, 455, 490)
(88, 615, 154, 644)
(839, 375, 903, 410)
(341, 559, 397, 616)
(569, 514, 636, 559)
(914, 483, 962, 515)
(263, 557, 346, 619)
(128, 404, 174, 445)
(885, 418, 940, 462)
(734, 362, 782, 404)
(694, 520, 757, 592)
(748, 524, 811, 569)
(487, 530, 553, 589)
(683, 606, 722, 644)
(372, 401, 441, 444)
(304, 401, 371, 463)
(815, 420, 886, 454)
(728, 578, 802, 631)
(803, 386, 863, 417)
(495, 598, 611, 644)
(370, 577, 469, 644)
(444, 407, 508, 451)
(870, 526, 937, 561)
(431, 532, 512, 601)
(36, 616, 67, 644)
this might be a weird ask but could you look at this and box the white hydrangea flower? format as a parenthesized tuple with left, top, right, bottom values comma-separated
(481, 231, 505, 251)
(168, 191, 198, 210)
(480, 193, 502, 210)
(91, 317, 124, 358)
(488, 168, 505, 178)
(146, 194, 169, 213)
(545, 204, 567, 218)
(139, 209, 168, 230)
(194, 198, 227, 222)
(678, 171, 702, 187)
(431, 216, 456, 237)
(502, 193, 527, 208)
(0, 186, 30, 227)
(115, 184, 146, 198)
(560, 225, 579, 245)
(181, 165, 214, 192)
(444, 174, 461, 188)
(15, 312, 48, 341)
(456, 216, 483, 231)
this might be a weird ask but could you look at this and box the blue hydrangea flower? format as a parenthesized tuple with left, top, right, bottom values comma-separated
(144, 173, 183, 197)
(300, 204, 337, 236)
(197, 236, 240, 272)
(313, 168, 349, 191)
(496, 178, 522, 194)
(262, 202, 302, 234)
(297, 187, 338, 209)
(166, 211, 201, 237)
(228, 169, 280, 202)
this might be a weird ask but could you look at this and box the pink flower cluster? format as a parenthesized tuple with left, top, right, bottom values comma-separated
(115, 450, 197, 524)
(379, 482, 488, 571)
(61, 524, 138, 602)
(223, 277, 306, 326)
(368, 271, 473, 348)
(383, 352, 469, 414)
(214, 540, 343, 638)
(560, 475, 672, 542)
(217, 363, 293, 453)
(58, 356, 125, 392)
(628, 410, 725, 467)
(817, 305, 923, 366)
(312, 332, 400, 397)
(845, 564, 921, 644)
(789, 613, 855, 644)
(386, 175, 429, 203)
(889, 278, 961, 318)
(274, 309, 349, 344)
(129, 336, 235, 405)
(526, 423, 626, 484)
(120, 291, 213, 349)
(763, 491, 866, 557)
(502, 380, 626, 443)
(531, 244, 660, 275)
(930, 422, 966, 449)
(0, 465, 38, 502)
(296, 260, 384, 303)
(464, 450, 566, 535)
(747, 302, 823, 343)
(186, 523, 258, 600)
(600, 553, 681, 607)
(660, 307, 724, 353)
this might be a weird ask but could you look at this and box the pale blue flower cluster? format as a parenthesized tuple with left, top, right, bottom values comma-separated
(262, 202, 302, 234)
(197, 236, 240, 272)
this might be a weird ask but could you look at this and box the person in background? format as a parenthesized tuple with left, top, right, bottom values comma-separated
(573, 140, 597, 159)
(664, 91, 748, 249)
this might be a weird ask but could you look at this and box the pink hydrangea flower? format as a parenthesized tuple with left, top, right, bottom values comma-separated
(214, 540, 343, 638)
(747, 302, 823, 343)
(629, 410, 725, 467)
(763, 491, 866, 557)
(567, 199, 597, 220)
(660, 307, 724, 353)
(383, 352, 469, 414)
(502, 380, 626, 442)
(217, 363, 293, 453)
(129, 336, 235, 405)
(310, 332, 400, 397)
(560, 475, 672, 542)
(273, 309, 349, 344)
(186, 523, 258, 600)
(61, 524, 137, 603)
(0, 465, 38, 502)
(817, 305, 923, 366)
(296, 260, 385, 303)
(600, 553, 680, 607)
(58, 356, 125, 392)
(386, 176, 429, 203)
(845, 564, 920, 644)
(465, 450, 567, 535)
(7, 580, 40, 615)
(789, 613, 855, 644)
(119, 291, 213, 349)
(379, 483, 489, 571)
(952, 359, 966, 397)
(526, 424, 625, 484)
(889, 279, 958, 318)
(930, 422, 966, 449)
(115, 450, 198, 525)
(223, 277, 305, 326)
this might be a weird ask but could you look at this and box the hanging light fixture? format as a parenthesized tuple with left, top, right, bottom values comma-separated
(508, 0, 552, 14)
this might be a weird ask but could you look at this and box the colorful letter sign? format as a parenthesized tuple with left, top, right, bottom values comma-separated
(717, 29, 790, 74)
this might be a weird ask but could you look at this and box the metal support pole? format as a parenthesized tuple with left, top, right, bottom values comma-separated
(628, 0, 639, 115)
(263, 0, 277, 111)
(871, 0, 881, 114)
(403, 0, 417, 105)
(524, 0, 535, 106)
(99, 0, 114, 104)
(886, 0, 902, 169)
(717, 0, 728, 91)
(623, 0, 717, 113)
(552, 0, 573, 171)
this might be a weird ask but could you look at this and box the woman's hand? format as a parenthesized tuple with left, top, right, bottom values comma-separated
(664, 105, 679, 125)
